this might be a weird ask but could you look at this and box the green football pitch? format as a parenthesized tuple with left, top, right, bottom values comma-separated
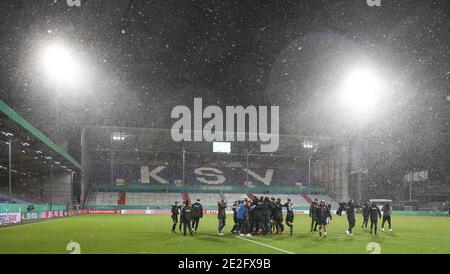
(1, 214, 449, 254)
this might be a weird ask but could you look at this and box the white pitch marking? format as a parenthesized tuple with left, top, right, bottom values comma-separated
(235, 236, 295, 254)
(0, 217, 68, 230)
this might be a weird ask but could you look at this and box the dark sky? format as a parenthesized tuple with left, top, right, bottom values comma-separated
(0, 0, 449, 176)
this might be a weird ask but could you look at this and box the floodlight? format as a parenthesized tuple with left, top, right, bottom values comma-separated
(41, 43, 81, 86)
(338, 68, 386, 114)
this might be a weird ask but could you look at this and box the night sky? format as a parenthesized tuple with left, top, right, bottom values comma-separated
(0, 0, 449, 178)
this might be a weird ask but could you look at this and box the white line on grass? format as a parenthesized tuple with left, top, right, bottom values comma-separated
(0, 217, 68, 230)
(235, 236, 295, 254)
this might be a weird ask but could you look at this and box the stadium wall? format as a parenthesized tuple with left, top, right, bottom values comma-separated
(0, 203, 68, 213)
(0, 203, 76, 226)
(80, 206, 449, 216)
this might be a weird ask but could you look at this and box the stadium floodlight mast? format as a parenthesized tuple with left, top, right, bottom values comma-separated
(303, 141, 318, 195)
(7, 138, 12, 204)
(337, 67, 387, 202)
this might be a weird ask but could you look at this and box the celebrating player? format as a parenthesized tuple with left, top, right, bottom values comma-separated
(239, 199, 251, 236)
(316, 200, 331, 238)
(344, 199, 356, 236)
(309, 199, 319, 232)
(231, 200, 240, 234)
(283, 199, 295, 235)
(273, 198, 284, 234)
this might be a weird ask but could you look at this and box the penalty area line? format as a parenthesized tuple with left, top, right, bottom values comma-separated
(235, 236, 295, 254)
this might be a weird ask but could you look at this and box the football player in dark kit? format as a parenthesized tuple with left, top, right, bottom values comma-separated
(247, 196, 264, 235)
(248, 199, 259, 235)
(254, 197, 264, 235)
(191, 199, 203, 233)
(316, 200, 332, 238)
(273, 198, 284, 234)
(170, 201, 180, 233)
(381, 203, 393, 232)
(309, 199, 319, 232)
(178, 201, 185, 233)
(361, 202, 370, 229)
(261, 197, 272, 235)
(369, 202, 382, 235)
(283, 199, 294, 235)
(344, 199, 356, 236)
(180, 201, 193, 236)
(270, 197, 277, 233)
(239, 199, 251, 236)
(231, 200, 240, 234)
(217, 200, 227, 236)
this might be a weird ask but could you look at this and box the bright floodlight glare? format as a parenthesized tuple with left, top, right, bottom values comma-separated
(339, 68, 385, 114)
(112, 133, 126, 141)
(41, 43, 81, 86)
(302, 141, 314, 149)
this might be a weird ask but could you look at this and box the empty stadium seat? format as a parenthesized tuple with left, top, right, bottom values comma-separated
(85, 190, 323, 209)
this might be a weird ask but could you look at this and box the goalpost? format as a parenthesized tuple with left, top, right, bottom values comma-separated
(369, 199, 393, 210)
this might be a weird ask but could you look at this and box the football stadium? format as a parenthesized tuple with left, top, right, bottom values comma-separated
(0, 0, 449, 256)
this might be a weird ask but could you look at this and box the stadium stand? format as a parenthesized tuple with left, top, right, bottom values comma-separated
(84, 162, 339, 209)
(189, 192, 221, 206)
(308, 194, 339, 207)
(85, 191, 321, 209)
(84, 190, 341, 209)
(81, 126, 350, 210)
(0, 99, 82, 207)
(223, 193, 250, 202)
(0, 191, 30, 204)
(93, 164, 314, 188)
(86, 191, 119, 205)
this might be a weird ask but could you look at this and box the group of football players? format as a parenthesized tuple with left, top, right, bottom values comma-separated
(170, 197, 393, 237)
(228, 196, 295, 237)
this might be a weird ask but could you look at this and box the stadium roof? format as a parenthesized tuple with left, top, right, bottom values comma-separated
(0, 99, 83, 178)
